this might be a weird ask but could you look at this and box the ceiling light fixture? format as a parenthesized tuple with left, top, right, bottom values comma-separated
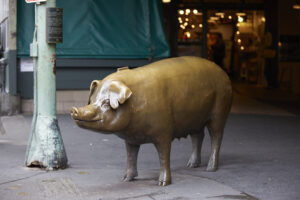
(238, 16, 244, 23)
(293, 3, 300, 9)
(185, 9, 191, 15)
(215, 12, 225, 18)
(210, 16, 219, 21)
(236, 12, 246, 16)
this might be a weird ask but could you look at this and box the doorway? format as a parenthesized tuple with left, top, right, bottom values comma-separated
(176, 8, 267, 85)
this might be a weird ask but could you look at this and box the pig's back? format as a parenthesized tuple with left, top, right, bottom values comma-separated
(109, 56, 229, 89)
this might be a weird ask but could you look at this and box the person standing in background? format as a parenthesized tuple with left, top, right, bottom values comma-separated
(208, 33, 226, 71)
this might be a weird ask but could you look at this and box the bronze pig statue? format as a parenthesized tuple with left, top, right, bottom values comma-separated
(71, 56, 232, 186)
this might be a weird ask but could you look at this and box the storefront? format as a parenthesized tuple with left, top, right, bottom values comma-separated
(17, 0, 170, 98)
(163, 0, 283, 88)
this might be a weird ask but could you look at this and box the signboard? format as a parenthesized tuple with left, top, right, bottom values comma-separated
(25, 0, 47, 3)
(46, 8, 63, 43)
(20, 58, 34, 72)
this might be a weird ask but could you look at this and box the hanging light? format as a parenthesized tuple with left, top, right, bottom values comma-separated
(185, 9, 191, 15)
(236, 31, 240, 35)
(215, 12, 225, 18)
(210, 16, 219, 21)
(240, 46, 245, 50)
(236, 12, 246, 16)
(228, 15, 232, 20)
(261, 17, 266, 22)
(191, 24, 195, 28)
(162, 0, 171, 3)
(185, 32, 191, 38)
(238, 16, 244, 23)
(193, 9, 198, 14)
(199, 24, 203, 28)
(179, 10, 184, 15)
(293, 1, 300, 9)
(208, 19, 217, 23)
(293, 4, 300, 9)
(178, 17, 183, 24)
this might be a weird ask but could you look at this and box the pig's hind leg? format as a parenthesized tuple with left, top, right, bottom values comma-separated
(187, 128, 205, 168)
(206, 94, 231, 172)
(123, 142, 140, 182)
(206, 119, 225, 172)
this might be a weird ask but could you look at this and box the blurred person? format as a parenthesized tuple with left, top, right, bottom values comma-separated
(208, 33, 225, 70)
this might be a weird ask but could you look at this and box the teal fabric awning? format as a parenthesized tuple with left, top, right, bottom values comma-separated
(17, 0, 170, 59)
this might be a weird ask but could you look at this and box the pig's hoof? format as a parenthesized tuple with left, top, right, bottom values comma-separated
(158, 180, 171, 186)
(158, 174, 171, 186)
(187, 159, 200, 168)
(206, 160, 218, 172)
(123, 171, 138, 182)
(206, 165, 217, 172)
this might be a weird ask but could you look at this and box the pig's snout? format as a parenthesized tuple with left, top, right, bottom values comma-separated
(71, 107, 79, 118)
(71, 105, 101, 121)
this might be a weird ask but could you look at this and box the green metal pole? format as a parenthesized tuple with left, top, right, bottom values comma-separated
(25, 0, 68, 170)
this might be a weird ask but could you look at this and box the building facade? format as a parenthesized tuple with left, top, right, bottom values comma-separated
(1, 0, 299, 115)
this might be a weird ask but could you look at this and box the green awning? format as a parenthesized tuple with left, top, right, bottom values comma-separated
(17, 0, 170, 59)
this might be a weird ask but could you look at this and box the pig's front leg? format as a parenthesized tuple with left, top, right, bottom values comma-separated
(123, 141, 140, 182)
(154, 139, 171, 186)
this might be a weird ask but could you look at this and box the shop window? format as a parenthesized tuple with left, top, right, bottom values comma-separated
(204, 0, 241, 3)
(173, 0, 268, 83)
(181, 0, 201, 2)
(245, 0, 264, 3)
(176, 8, 267, 82)
(177, 8, 203, 57)
(205, 10, 266, 83)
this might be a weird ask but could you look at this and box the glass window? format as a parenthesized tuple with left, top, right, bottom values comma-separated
(245, 0, 264, 3)
(206, 10, 265, 82)
(204, 0, 241, 3)
(177, 8, 204, 57)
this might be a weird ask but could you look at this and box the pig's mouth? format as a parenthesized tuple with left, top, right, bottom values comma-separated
(74, 119, 105, 131)
(71, 107, 104, 123)
(74, 119, 103, 123)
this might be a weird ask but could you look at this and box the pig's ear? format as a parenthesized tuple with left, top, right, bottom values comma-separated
(88, 80, 101, 104)
(109, 81, 132, 109)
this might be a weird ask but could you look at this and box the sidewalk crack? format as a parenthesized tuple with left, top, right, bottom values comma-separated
(0, 172, 45, 186)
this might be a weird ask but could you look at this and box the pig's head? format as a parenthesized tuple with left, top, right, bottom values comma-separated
(71, 80, 132, 133)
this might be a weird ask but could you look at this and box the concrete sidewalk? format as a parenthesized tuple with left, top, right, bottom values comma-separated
(1, 93, 300, 200)
(0, 115, 254, 200)
(233, 82, 300, 116)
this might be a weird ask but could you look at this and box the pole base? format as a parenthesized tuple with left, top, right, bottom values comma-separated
(25, 115, 68, 170)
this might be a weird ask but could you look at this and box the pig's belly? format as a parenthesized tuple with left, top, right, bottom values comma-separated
(172, 116, 210, 139)
(171, 105, 213, 139)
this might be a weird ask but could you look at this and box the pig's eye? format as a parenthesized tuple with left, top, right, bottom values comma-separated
(101, 99, 110, 109)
